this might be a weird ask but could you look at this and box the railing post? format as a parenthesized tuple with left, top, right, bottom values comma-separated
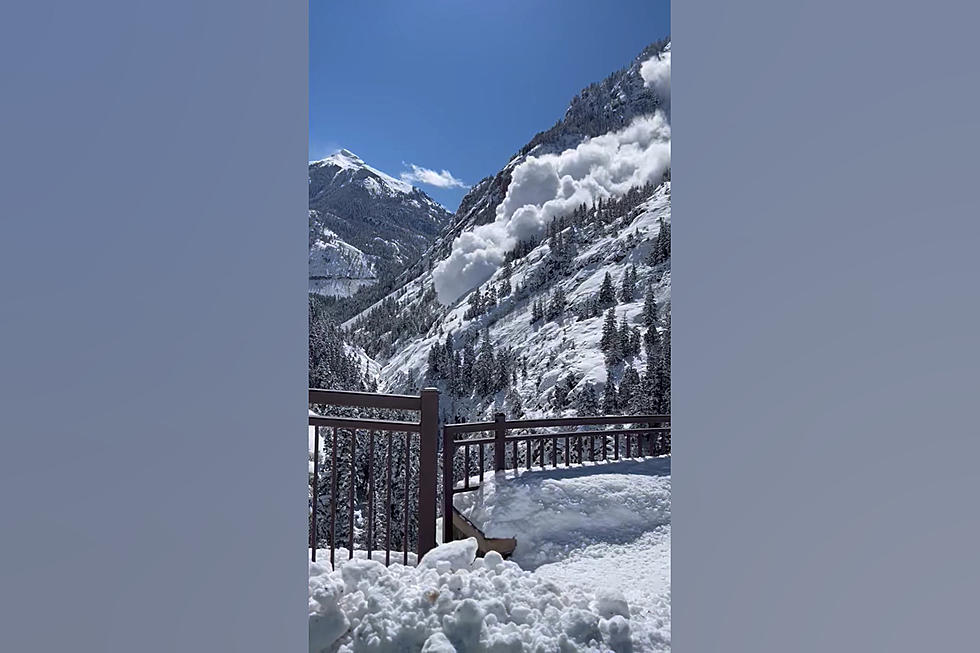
(417, 387, 439, 557)
(442, 425, 454, 546)
(493, 412, 506, 471)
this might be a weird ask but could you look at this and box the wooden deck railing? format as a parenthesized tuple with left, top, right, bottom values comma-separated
(441, 413, 671, 545)
(308, 388, 438, 566)
(309, 386, 670, 564)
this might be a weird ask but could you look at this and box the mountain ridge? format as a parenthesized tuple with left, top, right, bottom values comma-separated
(308, 149, 453, 297)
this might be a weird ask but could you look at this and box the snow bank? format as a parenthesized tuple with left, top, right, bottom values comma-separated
(454, 457, 670, 569)
(309, 537, 643, 653)
(454, 458, 672, 651)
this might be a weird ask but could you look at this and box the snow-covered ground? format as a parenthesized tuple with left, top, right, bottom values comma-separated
(309, 457, 670, 652)
(455, 457, 671, 651)
(310, 539, 640, 653)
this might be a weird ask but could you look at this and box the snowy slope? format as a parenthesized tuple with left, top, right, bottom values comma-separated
(384, 186, 668, 407)
(342, 41, 671, 422)
(309, 219, 378, 297)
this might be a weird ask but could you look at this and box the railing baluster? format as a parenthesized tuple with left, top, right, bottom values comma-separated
(614, 432, 620, 460)
(552, 434, 558, 468)
(403, 431, 410, 566)
(512, 440, 517, 470)
(367, 429, 375, 560)
(464, 443, 470, 489)
(330, 427, 337, 569)
(441, 428, 455, 546)
(386, 433, 392, 566)
(526, 439, 532, 470)
(603, 432, 608, 460)
(590, 432, 596, 462)
(311, 426, 320, 561)
(478, 443, 484, 483)
(348, 430, 355, 560)
(564, 435, 570, 466)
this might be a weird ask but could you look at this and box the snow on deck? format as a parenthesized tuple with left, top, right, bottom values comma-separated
(308, 457, 671, 652)
(455, 457, 671, 651)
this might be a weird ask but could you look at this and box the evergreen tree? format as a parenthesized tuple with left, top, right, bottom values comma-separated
(474, 330, 495, 397)
(600, 308, 618, 352)
(554, 372, 579, 410)
(649, 218, 671, 265)
(602, 374, 619, 414)
(657, 309, 671, 413)
(546, 286, 567, 321)
(576, 383, 599, 416)
(643, 286, 659, 328)
(618, 315, 632, 357)
(598, 271, 617, 307)
(619, 366, 643, 414)
(460, 341, 475, 394)
(620, 264, 637, 302)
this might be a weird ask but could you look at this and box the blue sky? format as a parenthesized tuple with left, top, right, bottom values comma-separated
(310, 1, 670, 211)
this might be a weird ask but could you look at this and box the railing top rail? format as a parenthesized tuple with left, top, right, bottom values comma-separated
(308, 414, 422, 433)
(309, 387, 422, 411)
(444, 414, 670, 434)
(448, 426, 671, 445)
(443, 421, 497, 434)
(502, 414, 669, 429)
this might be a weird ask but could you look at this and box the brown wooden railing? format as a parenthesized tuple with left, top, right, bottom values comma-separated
(441, 413, 671, 545)
(308, 388, 438, 566)
(309, 386, 670, 565)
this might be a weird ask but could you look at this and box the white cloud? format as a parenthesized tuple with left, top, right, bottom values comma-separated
(400, 164, 468, 189)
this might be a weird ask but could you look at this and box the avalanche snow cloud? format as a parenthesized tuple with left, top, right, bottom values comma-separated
(434, 48, 671, 305)
(640, 46, 670, 116)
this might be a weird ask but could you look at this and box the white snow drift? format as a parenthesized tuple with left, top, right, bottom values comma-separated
(455, 457, 672, 651)
(309, 458, 671, 652)
(309, 538, 639, 653)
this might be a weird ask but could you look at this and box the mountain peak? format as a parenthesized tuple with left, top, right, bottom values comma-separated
(312, 149, 414, 196)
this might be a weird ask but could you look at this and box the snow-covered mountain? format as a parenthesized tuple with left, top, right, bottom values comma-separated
(336, 40, 671, 422)
(308, 149, 452, 297)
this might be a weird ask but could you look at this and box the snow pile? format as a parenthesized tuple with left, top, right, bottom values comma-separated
(454, 458, 670, 569)
(309, 538, 641, 653)
(455, 458, 671, 651)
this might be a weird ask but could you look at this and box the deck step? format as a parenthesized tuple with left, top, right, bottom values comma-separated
(451, 508, 517, 558)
